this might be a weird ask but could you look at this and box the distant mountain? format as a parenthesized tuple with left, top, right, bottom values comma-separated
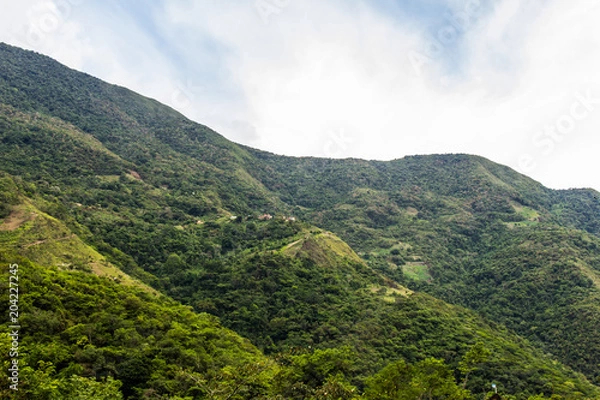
(247, 151, 600, 381)
(1, 42, 600, 399)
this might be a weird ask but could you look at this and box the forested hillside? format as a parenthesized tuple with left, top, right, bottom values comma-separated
(1, 42, 600, 399)
(244, 152, 600, 382)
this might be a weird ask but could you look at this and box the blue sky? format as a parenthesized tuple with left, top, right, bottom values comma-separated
(1, 0, 600, 191)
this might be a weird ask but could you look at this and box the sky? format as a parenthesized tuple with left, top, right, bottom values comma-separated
(1, 0, 600, 191)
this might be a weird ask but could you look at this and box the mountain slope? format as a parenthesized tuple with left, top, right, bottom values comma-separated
(155, 220, 599, 397)
(2, 42, 600, 398)
(245, 152, 600, 383)
(0, 43, 282, 216)
(1, 179, 598, 398)
(0, 254, 276, 399)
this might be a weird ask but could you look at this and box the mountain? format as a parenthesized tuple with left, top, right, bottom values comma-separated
(1, 42, 600, 399)
(246, 152, 600, 381)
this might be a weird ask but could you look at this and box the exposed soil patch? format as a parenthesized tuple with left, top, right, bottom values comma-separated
(0, 209, 36, 231)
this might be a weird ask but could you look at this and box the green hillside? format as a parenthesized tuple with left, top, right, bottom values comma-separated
(150, 219, 599, 397)
(1, 177, 597, 399)
(1, 42, 600, 399)
(244, 154, 600, 383)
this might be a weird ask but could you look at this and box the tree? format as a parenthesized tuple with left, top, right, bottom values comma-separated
(364, 358, 471, 400)
(410, 358, 471, 400)
(363, 359, 414, 400)
(458, 342, 491, 389)
(59, 376, 123, 400)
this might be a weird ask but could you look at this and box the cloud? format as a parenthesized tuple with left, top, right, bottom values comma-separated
(161, 0, 600, 190)
(460, 0, 600, 189)
(0, 0, 599, 190)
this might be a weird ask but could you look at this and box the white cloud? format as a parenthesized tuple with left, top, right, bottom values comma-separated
(164, 0, 600, 190)
(0, 0, 599, 190)
(460, 0, 600, 189)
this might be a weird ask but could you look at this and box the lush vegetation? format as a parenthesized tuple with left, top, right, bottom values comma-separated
(0, 255, 276, 399)
(1, 42, 600, 398)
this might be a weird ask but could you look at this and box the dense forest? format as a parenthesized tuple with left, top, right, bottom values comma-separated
(1, 42, 600, 399)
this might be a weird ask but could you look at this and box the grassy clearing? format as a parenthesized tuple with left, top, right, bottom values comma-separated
(282, 229, 364, 266)
(0, 200, 157, 293)
(504, 202, 541, 229)
(402, 262, 432, 282)
(369, 284, 413, 302)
